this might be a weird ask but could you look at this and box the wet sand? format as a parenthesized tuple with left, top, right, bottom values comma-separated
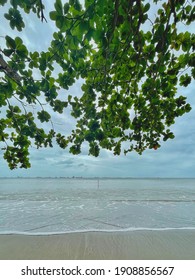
(0, 230, 195, 260)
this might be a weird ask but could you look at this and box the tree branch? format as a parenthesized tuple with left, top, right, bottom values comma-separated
(0, 54, 22, 84)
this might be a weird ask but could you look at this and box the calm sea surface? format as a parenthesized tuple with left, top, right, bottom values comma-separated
(0, 178, 195, 234)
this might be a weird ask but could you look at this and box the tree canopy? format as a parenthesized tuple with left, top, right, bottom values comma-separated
(0, 0, 194, 169)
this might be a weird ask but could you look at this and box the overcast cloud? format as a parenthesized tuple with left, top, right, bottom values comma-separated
(0, 1, 194, 178)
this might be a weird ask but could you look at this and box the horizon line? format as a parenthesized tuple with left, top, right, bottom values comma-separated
(0, 176, 195, 179)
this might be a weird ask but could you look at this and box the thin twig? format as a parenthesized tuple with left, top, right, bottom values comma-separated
(39, 0, 47, 22)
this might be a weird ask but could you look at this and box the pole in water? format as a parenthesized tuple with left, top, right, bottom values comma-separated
(97, 179, 99, 189)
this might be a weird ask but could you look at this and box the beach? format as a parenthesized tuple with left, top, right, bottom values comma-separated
(0, 229, 195, 260)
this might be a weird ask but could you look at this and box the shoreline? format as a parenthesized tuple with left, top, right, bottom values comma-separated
(0, 227, 195, 236)
(0, 229, 195, 260)
(1, 226, 195, 236)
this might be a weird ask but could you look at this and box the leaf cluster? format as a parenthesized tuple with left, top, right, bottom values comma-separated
(0, 0, 194, 168)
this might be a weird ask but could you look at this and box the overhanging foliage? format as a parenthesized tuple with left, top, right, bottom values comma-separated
(0, 0, 194, 169)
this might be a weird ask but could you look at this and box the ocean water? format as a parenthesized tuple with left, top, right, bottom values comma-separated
(0, 178, 195, 234)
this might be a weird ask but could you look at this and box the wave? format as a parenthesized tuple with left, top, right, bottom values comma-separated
(1, 227, 195, 236)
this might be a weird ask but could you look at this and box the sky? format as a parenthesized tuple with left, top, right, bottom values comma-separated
(0, 1, 195, 178)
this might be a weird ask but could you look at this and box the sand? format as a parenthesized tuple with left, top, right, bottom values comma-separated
(0, 230, 195, 260)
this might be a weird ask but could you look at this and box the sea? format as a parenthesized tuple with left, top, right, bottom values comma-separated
(0, 178, 195, 235)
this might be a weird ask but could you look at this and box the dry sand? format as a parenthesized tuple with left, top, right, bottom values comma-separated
(0, 230, 195, 260)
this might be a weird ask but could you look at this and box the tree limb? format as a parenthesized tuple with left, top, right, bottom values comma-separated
(0, 54, 22, 84)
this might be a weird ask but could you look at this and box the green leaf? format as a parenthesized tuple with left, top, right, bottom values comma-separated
(15, 36, 23, 46)
(191, 68, 195, 79)
(5, 8, 25, 31)
(5, 35, 16, 49)
(179, 74, 191, 87)
(64, 3, 69, 14)
(37, 110, 51, 122)
(73, 0, 82, 11)
(49, 11, 57, 20)
(112, 127, 122, 138)
(56, 134, 68, 149)
(96, 0, 105, 16)
(13, 106, 21, 113)
(89, 142, 100, 157)
(0, 0, 7, 5)
(79, 21, 90, 33)
(70, 144, 81, 155)
(53, 100, 68, 113)
(55, 15, 66, 29)
(144, 3, 150, 13)
(185, 103, 191, 112)
(54, 0, 63, 15)
(114, 142, 121, 155)
(3, 49, 14, 56)
(85, 0, 93, 8)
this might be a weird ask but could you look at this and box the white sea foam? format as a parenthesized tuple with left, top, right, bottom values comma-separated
(1, 227, 195, 236)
